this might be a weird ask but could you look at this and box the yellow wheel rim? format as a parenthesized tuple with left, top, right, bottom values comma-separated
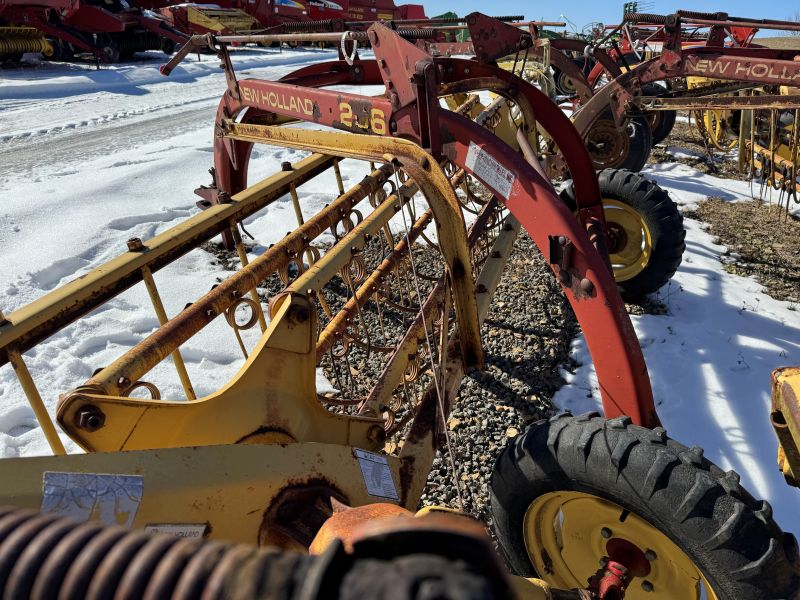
(702, 110, 737, 152)
(603, 199, 653, 282)
(524, 491, 720, 599)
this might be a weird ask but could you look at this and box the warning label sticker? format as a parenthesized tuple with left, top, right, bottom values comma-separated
(145, 523, 208, 538)
(354, 448, 399, 501)
(465, 142, 516, 199)
(41, 472, 143, 528)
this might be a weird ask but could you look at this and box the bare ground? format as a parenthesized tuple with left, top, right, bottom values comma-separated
(687, 197, 800, 305)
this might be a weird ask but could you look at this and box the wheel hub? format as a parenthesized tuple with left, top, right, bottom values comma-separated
(523, 491, 719, 599)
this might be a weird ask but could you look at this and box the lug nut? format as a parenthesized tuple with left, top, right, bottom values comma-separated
(600, 527, 613, 539)
(126, 237, 144, 252)
(645, 549, 657, 561)
(75, 405, 106, 432)
(641, 580, 654, 592)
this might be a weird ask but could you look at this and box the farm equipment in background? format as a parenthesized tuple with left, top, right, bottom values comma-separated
(155, 4, 260, 36)
(0, 14, 797, 599)
(0, 24, 52, 61)
(0, 0, 187, 62)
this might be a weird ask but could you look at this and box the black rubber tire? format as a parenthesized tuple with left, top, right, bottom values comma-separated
(561, 169, 685, 299)
(490, 413, 800, 599)
(101, 37, 120, 63)
(161, 38, 176, 56)
(642, 83, 677, 145)
(586, 110, 653, 172)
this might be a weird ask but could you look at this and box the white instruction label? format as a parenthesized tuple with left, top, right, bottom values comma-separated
(41, 472, 143, 528)
(354, 449, 399, 501)
(145, 523, 208, 538)
(465, 142, 516, 199)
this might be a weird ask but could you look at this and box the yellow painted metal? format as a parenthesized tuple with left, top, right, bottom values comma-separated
(0, 152, 335, 369)
(771, 367, 800, 488)
(524, 491, 719, 599)
(507, 576, 554, 600)
(0, 441, 407, 545)
(185, 6, 259, 33)
(140, 265, 197, 400)
(57, 293, 382, 453)
(5, 348, 66, 455)
(231, 222, 268, 333)
(0, 27, 52, 57)
(223, 121, 483, 370)
(603, 199, 653, 283)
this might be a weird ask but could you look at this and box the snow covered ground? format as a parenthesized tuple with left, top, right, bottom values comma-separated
(1, 51, 799, 537)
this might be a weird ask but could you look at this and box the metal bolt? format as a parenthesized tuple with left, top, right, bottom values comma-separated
(559, 270, 571, 285)
(644, 549, 657, 561)
(288, 303, 310, 324)
(491, 250, 501, 258)
(127, 237, 144, 252)
(580, 278, 595, 294)
(281, 161, 293, 171)
(367, 425, 386, 444)
(476, 283, 488, 293)
(118, 377, 130, 387)
(641, 580, 654, 592)
(600, 527, 613, 539)
(75, 405, 106, 432)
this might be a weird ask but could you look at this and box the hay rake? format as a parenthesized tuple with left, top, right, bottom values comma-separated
(0, 13, 797, 600)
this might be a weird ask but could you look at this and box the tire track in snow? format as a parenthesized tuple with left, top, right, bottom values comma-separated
(0, 104, 216, 182)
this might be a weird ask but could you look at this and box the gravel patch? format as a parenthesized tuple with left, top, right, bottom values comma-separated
(418, 232, 578, 525)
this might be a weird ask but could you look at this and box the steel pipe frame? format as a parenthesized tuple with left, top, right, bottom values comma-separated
(206, 22, 657, 426)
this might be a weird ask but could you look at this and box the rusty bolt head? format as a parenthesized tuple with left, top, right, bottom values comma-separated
(287, 303, 310, 324)
(367, 425, 386, 445)
(75, 405, 106, 432)
(580, 278, 595, 294)
(127, 237, 144, 252)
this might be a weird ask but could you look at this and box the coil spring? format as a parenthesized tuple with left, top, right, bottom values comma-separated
(395, 28, 436, 40)
(623, 13, 669, 24)
(281, 18, 341, 33)
(676, 10, 729, 21)
(0, 37, 49, 55)
(0, 507, 315, 600)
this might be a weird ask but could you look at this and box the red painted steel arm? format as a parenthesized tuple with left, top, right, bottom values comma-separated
(439, 110, 657, 426)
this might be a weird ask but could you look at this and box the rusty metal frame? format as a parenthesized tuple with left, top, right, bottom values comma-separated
(178, 16, 656, 427)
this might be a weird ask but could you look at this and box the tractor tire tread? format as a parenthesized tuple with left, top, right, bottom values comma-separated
(489, 414, 800, 599)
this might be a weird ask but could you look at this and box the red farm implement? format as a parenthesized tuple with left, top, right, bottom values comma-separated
(0, 13, 795, 599)
(0, 0, 188, 62)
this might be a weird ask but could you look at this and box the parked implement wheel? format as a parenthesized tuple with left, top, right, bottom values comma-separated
(490, 413, 800, 600)
(586, 112, 653, 172)
(561, 169, 685, 299)
(642, 84, 676, 145)
(101, 38, 120, 63)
